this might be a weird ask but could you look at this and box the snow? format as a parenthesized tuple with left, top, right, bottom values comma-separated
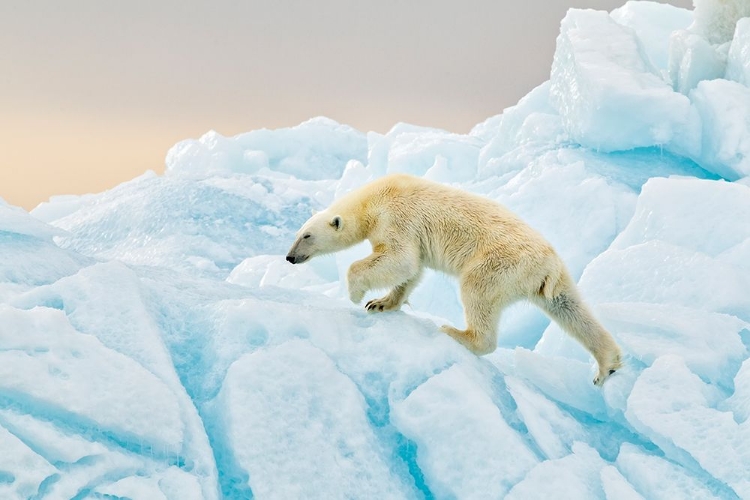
(4, 0, 750, 498)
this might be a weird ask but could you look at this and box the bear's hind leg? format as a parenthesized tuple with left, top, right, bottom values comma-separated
(440, 280, 505, 356)
(533, 287, 622, 386)
(366, 270, 423, 312)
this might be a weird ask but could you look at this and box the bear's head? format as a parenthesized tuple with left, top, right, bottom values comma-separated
(286, 211, 352, 264)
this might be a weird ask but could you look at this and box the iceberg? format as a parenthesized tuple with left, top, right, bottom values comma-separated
(3, 0, 750, 498)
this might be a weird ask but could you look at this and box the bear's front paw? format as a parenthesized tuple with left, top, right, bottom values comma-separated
(365, 296, 401, 312)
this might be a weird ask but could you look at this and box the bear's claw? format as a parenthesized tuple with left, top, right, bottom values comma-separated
(365, 300, 385, 312)
(365, 297, 400, 312)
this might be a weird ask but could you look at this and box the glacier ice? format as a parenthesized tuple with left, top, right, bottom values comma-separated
(3, 0, 750, 498)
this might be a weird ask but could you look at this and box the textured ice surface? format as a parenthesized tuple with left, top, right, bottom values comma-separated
(165, 117, 367, 180)
(610, 1, 693, 71)
(668, 28, 728, 94)
(218, 340, 413, 499)
(5, 1, 750, 498)
(690, 79, 750, 179)
(726, 18, 750, 85)
(550, 9, 692, 151)
(391, 364, 538, 499)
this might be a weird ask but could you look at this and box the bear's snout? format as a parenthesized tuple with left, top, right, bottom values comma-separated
(286, 253, 308, 264)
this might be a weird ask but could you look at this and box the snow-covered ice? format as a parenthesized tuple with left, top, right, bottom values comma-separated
(3, 1, 750, 498)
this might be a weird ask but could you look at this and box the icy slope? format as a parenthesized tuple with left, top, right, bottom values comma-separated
(3, 1, 750, 499)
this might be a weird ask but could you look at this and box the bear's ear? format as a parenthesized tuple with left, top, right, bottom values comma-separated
(330, 215, 343, 231)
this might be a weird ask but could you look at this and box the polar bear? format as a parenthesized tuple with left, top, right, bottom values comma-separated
(286, 174, 622, 385)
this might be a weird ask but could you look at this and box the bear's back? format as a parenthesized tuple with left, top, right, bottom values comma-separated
(369, 174, 553, 274)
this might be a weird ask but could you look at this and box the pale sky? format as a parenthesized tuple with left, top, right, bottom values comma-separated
(1, 0, 692, 210)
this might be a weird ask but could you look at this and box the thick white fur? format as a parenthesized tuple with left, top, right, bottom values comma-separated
(287, 174, 622, 385)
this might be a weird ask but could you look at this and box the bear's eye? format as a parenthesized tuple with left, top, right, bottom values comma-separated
(303, 234, 311, 239)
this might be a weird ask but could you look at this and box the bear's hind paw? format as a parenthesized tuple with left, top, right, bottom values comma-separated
(593, 368, 618, 387)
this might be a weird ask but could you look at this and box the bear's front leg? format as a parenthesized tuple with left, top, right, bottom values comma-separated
(347, 245, 420, 306)
(348, 266, 368, 304)
(365, 272, 423, 312)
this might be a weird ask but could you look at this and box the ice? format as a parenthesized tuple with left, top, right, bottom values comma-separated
(0, 408, 108, 464)
(476, 82, 565, 179)
(726, 18, 750, 85)
(607, 177, 750, 255)
(0, 424, 56, 500)
(610, 1, 693, 71)
(626, 356, 750, 498)
(595, 303, 747, 388)
(217, 340, 413, 499)
(506, 442, 607, 499)
(95, 476, 170, 500)
(0, 305, 183, 453)
(728, 358, 750, 423)
(391, 364, 538, 499)
(32, 172, 326, 278)
(538, 176, 750, 369)
(166, 117, 367, 180)
(668, 29, 728, 94)
(368, 123, 483, 182)
(511, 349, 610, 419)
(690, 79, 750, 180)
(0, 198, 65, 240)
(504, 376, 588, 459)
(226, 254, 333, 290)
(0, 199, 90, 291)
(616, 442, 722, 500)
(600, 465, 645, 500)
(4, 1, 750, 498)
(550, 9, 692, 151)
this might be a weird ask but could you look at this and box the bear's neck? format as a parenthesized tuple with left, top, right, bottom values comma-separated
(331, 191, 378, 246)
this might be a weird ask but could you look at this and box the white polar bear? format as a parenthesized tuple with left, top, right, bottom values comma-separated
(286, 174, 622, 385)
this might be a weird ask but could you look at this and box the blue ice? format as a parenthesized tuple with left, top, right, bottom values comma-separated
(2, 1, 750, 498)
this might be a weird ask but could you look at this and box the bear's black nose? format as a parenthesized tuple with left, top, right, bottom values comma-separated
(286, 255, 295, 264)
